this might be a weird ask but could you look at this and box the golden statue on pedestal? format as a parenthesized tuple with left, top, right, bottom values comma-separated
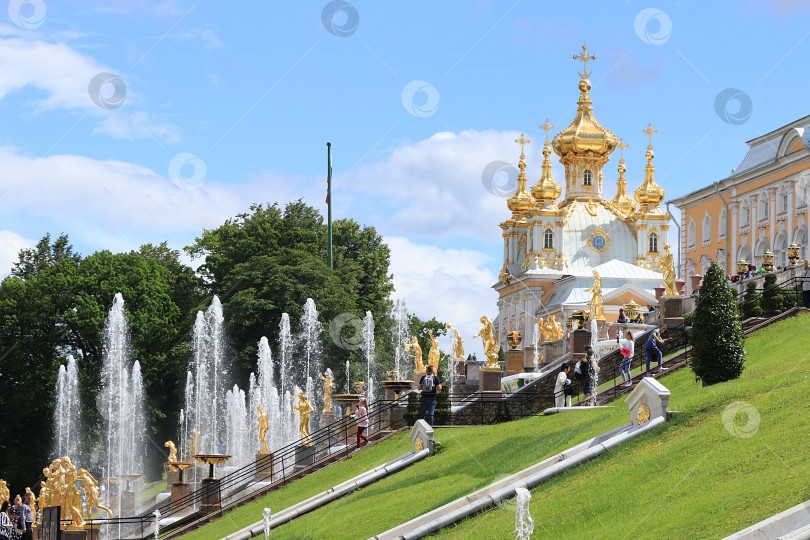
(585, 270, 605, 320)
(427, 330, 441, 373)
(164, 441, 178, 463)
(535, 316, 545, 343)
(319, 372, 333, 413)
(77, 468, 112, 519)
(473, 315, 500, 370)
(0, 479, 8, 503)
(257, 406, 269, 453)
(404, 336, 425, 372)
(292, 389, 314, 446)
(661, 243, 680, 297)
(60, 457, 84, 529)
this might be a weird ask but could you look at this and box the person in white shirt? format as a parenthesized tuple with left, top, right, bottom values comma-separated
(554, 362, 572, 408)
(802, 260, 810, 308)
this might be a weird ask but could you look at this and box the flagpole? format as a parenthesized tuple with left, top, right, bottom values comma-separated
(327, 141, 333, 270)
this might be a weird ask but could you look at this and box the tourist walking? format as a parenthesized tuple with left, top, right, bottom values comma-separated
(0, 501, 13, 539)
(802, 260, 810, 309)
(18, 495, 32, 540)
(554, 362, 572, 408)
(355, 396, 370, 449)
(417, 365, 442, 425)
(582, 349, 599, 405)
(618, 330, 634, 386)
(645, 327, 667, 373)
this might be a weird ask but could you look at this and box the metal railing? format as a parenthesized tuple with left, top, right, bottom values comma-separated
(87, 394, 410, 539)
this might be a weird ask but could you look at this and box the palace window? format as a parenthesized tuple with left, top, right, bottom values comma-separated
(583, 170, 592, 186)
(702, 212, 712, 244)
(543, 228, 554, 250)
(759, 195, 769, 221)
(649, 231, 658, 253)
(779, 192, 788, 214)
(719, 207, 727, 238)
(740, 202, 750, 227)
(687, 218, 696, 249)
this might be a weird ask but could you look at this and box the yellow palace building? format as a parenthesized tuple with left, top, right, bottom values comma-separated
(672, 115, 810, 292)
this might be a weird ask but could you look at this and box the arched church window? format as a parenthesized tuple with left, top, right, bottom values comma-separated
(583, 170, 592, 186)
(544, 228, 554, 250)
(649, 232, 658, 253)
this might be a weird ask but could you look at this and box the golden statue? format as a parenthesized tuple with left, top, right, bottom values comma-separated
(292, 389, 314, 446)
(77, 468, 112, 519)
(164, 441, 178, 463)
(452, 328, 465, 360)
(551, 316, 565, 340)
(60, 457, 84, 529)
(585, 270, 605, 320)
(535, 317, 545, 343)
(38, 481, 49, 513)
(404, 336, 425, 372)
(319, 372, 333, 413)
(473, 315, 499, 370)
(44, 459, 65, 515)
(662, 243, 679, 297)
(427, 330, 440, 373)
(257, 406, 270, 453)
(0, 479, 8, 503)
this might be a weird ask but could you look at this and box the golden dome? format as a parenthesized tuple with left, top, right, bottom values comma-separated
(611, 138, 636, 216)
(551, 76, 617, 158)
(634, 124, 665, 211)
(507, 134, 536, 215)
(531, 141, 562, 206)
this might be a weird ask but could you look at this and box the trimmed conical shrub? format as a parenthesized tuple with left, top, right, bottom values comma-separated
(689, 262, 746, 385)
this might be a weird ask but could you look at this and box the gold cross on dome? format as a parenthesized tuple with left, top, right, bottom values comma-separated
(573, 45, 596, 79)
(539, 119, 555, 144)
(642, 123, 658, 149)
(617, 138, 628, 161)
(515, 133, 530, 155)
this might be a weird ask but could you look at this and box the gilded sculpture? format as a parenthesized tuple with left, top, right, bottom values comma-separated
(427, 330, 441, 373)
(319, 371, 334, 413)
(452, 327, 465, 361)
(585, 270, 605, 320)
(0, 479, 8, 503)
(473, 315, 500, 370)
(257, 406, 270, 453)
(164, 440, 178, 463)
(535, 316, 545, 343)
(77, 468, 112, 519)
(60, 456, 85, 529)
(291, 389, 314, 446)
(404, 336, 425, 373)
(661, 243, 679, 297)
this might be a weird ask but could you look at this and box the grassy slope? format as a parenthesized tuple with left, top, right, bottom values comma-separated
(436, 313, 810, 539)
(178, 433, 411, 540)
(267, 407, 630, 538)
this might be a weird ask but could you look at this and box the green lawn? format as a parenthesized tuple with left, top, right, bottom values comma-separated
(177, 432, 411, 540)
(265, 405, 631, 538)
(436, 313, 810, 539)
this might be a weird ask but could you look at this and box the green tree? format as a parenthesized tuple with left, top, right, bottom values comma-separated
(741, 280, 762, 319)
(689, 263, 746, 385)
(760, 273, 783, 315)
(185, 200, 395, 385)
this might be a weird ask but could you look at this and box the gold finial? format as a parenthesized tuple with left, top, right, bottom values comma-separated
(642, 123, 657, 150)
(515, 133, 530, 156)
(539, 119, 555, 144)
(617, 138, 628, 162)
(573, 45, 596, 79)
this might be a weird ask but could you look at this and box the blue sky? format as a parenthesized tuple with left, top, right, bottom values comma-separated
(1, 0, 809, 350)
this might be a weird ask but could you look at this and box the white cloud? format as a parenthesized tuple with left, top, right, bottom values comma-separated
(386, 235, 495, 359)
(0, 230, 35, 277)
(179, 26, 223, 49)
(95, 111, 181, 144)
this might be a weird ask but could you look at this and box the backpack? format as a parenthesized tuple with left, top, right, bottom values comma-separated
(422, 375, 435, 393)
(563, 379, 574, 396)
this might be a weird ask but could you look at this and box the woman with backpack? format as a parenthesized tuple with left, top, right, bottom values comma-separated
(618, 330, 634, 386)
(554, 362, 572, 408)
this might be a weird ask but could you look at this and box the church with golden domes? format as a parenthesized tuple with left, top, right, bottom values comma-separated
(493, 47, 672, 355)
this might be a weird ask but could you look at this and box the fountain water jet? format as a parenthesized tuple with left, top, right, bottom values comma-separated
(54, 355, 82, 462)
(362, 311, 375, 404)
(392, 299, 408, 379)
